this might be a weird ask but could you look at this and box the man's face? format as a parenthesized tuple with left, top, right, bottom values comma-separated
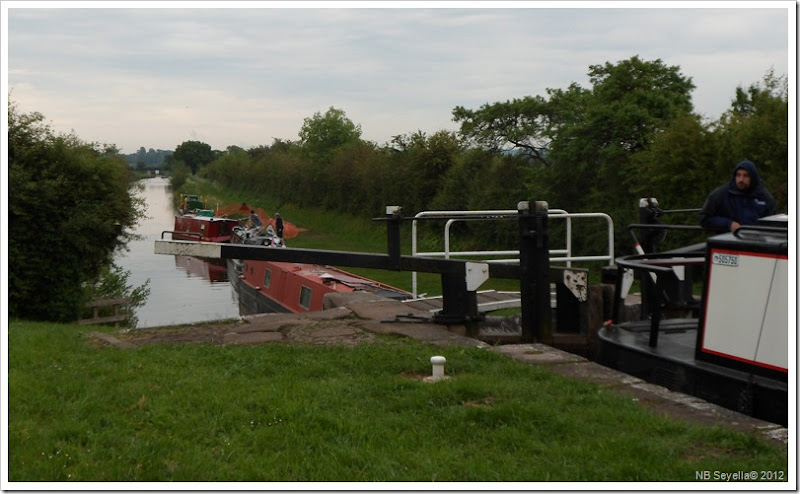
(735, 168, 752, 191)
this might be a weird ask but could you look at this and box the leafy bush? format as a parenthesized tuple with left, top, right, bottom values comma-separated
(8, 101, 146, 322)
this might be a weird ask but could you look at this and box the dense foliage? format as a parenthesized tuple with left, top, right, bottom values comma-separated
(173, 140, 216, 174)
(193, 57, 788, 257)
(8, 101, 148, 322)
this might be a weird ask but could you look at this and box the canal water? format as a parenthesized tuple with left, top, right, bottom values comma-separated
(114, 177, 241, 328)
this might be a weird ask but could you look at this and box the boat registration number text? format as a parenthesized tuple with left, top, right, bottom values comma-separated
(712, 253, 739, 267)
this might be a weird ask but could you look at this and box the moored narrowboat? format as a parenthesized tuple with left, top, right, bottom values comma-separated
(227, 225, 411, 314)
(172, 213, 240, 243)
(229, 259, 411, 315)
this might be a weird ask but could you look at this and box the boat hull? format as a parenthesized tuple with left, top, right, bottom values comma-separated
(598, 323, 788, 426)
(226, 255, 410, 315)
(226, 259, 292, 315)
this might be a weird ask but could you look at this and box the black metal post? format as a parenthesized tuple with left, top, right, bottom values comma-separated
(638, 197, 662, 254)
(386, 206, 402, 270)
(648, 277, 663, 348)
(638, 198, 661, 317)
(518, 201, 551, 343)
(434, 272, 470, 325)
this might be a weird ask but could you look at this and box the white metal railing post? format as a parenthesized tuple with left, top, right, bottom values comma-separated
(567, 216, 572, 267)
(412, 216, 419, 297)
(444, 219, 455, 259)
(608, 215, 615, 266)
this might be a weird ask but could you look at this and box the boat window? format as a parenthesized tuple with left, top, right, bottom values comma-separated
(264, 269, 272, 289)
(299, 286, 312, 310)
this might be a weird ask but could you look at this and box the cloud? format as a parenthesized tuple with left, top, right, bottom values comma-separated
(5, 4, 790, 152)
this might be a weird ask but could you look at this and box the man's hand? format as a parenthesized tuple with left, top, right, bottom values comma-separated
(729, 221, 741, 232)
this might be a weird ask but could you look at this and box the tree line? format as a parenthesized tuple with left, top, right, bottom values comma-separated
(187, 56, 788, 254)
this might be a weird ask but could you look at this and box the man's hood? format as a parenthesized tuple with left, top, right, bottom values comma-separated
(729, 160, 761, 192)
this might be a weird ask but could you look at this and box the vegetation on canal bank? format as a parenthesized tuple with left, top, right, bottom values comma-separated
(7, 320, 788, 483)
(8, 100, 149, 324)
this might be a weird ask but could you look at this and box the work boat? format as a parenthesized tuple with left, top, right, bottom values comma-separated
(598, 211, 789, 426)
(228, 225, 411, 314)
(170, 194, 240, 243)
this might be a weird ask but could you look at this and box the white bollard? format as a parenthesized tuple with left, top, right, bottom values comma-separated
(430, 356, 446, 381)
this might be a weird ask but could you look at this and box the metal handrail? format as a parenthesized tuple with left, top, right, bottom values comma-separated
(613, 251, 705, 348)
(410, 209, 615, 297)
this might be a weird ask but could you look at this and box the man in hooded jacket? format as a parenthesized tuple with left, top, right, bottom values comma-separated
(699, 160, 778, 233)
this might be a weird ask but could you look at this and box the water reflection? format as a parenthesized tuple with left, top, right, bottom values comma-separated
(114, 177, 241, 328)
(174, 256, 229, 283)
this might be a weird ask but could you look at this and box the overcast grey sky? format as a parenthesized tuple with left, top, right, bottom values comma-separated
(3, 2, 794, 154)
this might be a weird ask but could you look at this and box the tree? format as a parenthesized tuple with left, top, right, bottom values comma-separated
(8, 101, 147, 322)
(454, 56, 696, 254)
(169, 161, 192, 192)
(628, 113, 717, 208)
(452, 94, 554, 164)
(551, 57, 694, 192)
(225, 145, 246, 155)
(713, 69, 789, 209)
(430, 148, 492, 211)
(322, 140, 382, 214)
(173, 140, 215, 174)
(387, 130, 462, 213)
(298, 107, 362, 164)
(546, 57, 696, 252)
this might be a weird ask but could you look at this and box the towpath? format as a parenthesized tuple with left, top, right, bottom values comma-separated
(91, 291, 788, 445)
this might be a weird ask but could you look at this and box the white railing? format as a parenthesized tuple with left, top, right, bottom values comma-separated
(410, 209, 615, 297)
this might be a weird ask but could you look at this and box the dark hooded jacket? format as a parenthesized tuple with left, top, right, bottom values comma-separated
(699, 160, 778, 232)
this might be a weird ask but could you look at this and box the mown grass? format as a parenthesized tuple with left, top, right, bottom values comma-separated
(7, 320, 787, 483)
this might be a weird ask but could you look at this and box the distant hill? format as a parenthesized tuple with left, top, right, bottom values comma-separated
(122, 147, 173, 169)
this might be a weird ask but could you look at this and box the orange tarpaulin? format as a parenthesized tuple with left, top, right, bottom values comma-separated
(215, 203, 300, 239)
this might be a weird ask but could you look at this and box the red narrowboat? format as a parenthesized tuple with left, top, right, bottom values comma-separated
(228, 258, 410, 315)
(172, 213, 240, 243)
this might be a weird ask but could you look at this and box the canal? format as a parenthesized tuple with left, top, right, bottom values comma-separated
(114, 176, 241, 328)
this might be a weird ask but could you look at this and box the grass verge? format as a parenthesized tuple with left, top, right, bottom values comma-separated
(7, 320, 787, 483)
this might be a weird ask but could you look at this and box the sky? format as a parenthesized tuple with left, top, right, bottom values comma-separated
(2, 1, 795, 155)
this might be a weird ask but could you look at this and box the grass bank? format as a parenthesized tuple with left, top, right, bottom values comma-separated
(7, 320, 787, 483)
